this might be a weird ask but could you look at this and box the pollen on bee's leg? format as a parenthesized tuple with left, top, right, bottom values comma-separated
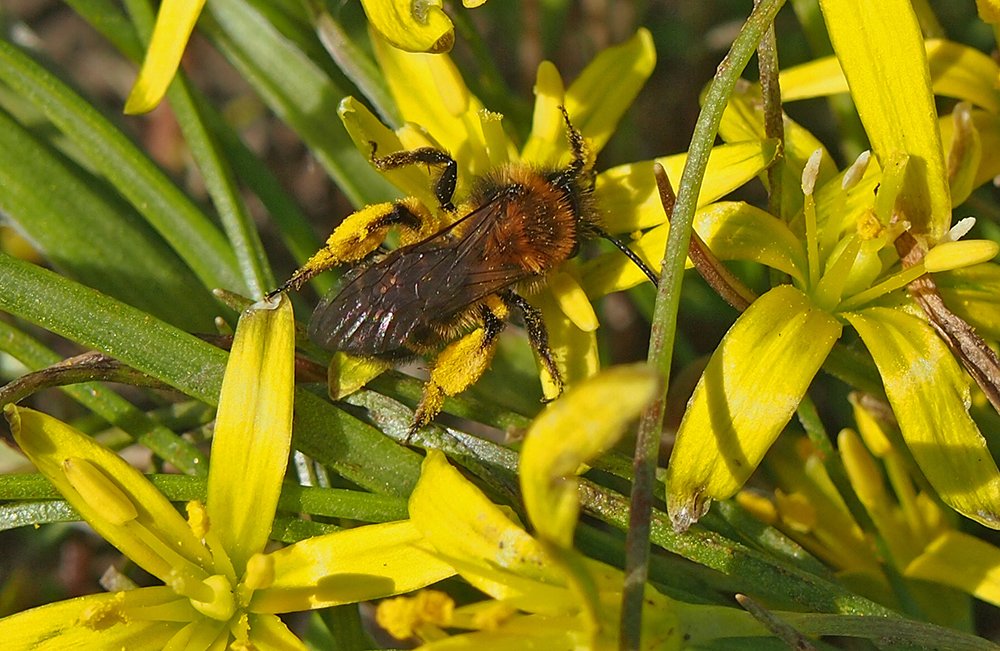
(411, 324, 502, 434)
(276, 200, 437, 295)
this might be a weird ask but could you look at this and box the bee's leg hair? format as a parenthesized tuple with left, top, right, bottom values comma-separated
(267, 200, 431, 299)
(408, 298, 508, 440)
(500, 290, 564, 399)
(369, 142, 458, 212)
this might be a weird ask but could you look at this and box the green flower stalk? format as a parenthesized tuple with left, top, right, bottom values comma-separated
(663, 0, 1000, 532)
(376, 367, 768, 649)
(0, 296, 453, 649)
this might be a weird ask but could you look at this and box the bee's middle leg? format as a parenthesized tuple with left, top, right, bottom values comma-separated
(369, 143, 458, 212)
(410, 298, 508, 437)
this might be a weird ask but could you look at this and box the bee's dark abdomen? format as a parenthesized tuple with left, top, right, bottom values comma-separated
(308, 246, 466, 358)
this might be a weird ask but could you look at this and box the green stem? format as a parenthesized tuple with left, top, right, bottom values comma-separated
(620, 2, 788, 648)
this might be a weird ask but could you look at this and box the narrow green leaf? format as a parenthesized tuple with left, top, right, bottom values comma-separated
(0, 320, 208, 475)
(0, 500, 78, 531)
(204, 0, 397, 208)
(71, 0, 329, 294)
(0, 255, 421, 494)
(0, 254, 227, 404)
(0, 38, 243, 293)
(124, 0, 274, 296)
(0, 107, 218, 331)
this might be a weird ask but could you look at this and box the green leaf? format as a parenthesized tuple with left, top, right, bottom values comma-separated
(666, 285, 843, 531)
(0, 320, 207, 475)
(844, 307, 1000, 528)
(0, 37, 243, 293)
(204, 0, 397, 208)
(0, 255, 421, 494)
(0, 107, 218, 331)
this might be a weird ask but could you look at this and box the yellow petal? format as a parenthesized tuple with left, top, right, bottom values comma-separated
(5, 405, 211, 580)
(338, 97, 437, 209)
(944, 103, 982, 206)
(372, 34, 491, 176)
(595, 140, 779, 232)
(124, 0, 207, 114)
(520, 365, 659, 547)
(563, 29, 656, 155)
(936, 263, 1000, 341)
(360, 0, 454, 53)
(819, 0, 951, 239)
(582, 200, 806, 300)
(245, 614, 306, 650)
(548, 271, 599, 332)
(532, 292, 600, 399)
(719, 86, 835, 219)
(0, 587, 189, 649)
(665, 285, 842, 531)
(207, 295, 295, 576)
(520, 61, 567, 166)
(844, 307, 1000, 528)
(981, 0, 1000, 22)
(327, 351, 392, 400)
(779, 40, 1000, 114)
(408, 451, 571, 606)
(250, 520, 455, 613)
(924, 240, 999, 272)
(940, 109, 1000, 198)
(905, 530, 1000, 606)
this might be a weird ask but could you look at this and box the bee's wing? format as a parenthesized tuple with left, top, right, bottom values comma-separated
(309, 198, 530, 357)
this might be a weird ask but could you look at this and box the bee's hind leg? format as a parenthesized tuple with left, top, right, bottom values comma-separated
(409, 297, 508, 439)
(500, 291, 564, 401)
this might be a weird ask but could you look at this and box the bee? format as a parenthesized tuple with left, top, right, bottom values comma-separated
(269, 107, 657, 433)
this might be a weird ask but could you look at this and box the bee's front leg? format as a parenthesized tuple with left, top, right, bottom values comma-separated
(408, 297, 508, 439)
(267, 198, 433, 298)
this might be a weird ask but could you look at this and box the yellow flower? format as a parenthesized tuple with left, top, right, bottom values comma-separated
(0, 296, 454, 649)
(739, 394, 1000, 628)
(377, 366, 769, 649)
(664, 2, 1000, 532)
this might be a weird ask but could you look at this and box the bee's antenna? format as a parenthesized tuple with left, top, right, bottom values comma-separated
(596, 228, 660, 288)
